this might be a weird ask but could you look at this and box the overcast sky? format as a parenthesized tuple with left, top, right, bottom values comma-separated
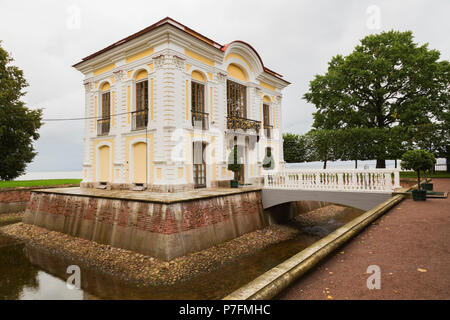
(1, 0, 449, 173)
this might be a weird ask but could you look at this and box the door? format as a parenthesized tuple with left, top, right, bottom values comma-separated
(193, 142, 206, 188)
(237, 144, 245, 184)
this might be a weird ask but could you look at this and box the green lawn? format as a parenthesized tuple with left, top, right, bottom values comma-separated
(0, 179, 81, 189)
(400, 171, 450, 179)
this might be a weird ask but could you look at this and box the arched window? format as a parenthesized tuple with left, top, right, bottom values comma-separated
(226, 63, 257, 133)
(263, 97, 272, 138)
(133, 70, 148, 130)
(98, 82, 110, 136)
(191, 71, 208, 130)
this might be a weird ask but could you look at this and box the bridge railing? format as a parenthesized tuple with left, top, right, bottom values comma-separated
(263, 169, 401, 192)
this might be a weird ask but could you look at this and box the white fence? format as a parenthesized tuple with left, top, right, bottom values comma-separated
(263, 169, 401, 192)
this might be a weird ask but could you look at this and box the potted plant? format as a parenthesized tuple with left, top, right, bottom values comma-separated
(227, 146, 242, 188)
(421, 169, 434, 191)
(400, 150, 436, 201)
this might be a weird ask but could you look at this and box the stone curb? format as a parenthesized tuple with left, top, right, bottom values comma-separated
(223, 191, 408, 300)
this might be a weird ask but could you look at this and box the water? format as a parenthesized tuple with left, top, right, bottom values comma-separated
(0, 205, 364, 300)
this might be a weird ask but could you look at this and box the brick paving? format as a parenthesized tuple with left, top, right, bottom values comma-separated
(279, 178, 450, 300)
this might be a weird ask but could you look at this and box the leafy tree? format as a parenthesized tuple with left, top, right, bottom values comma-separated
(304, 30, 450, 168)
(400, 150, 436, 190)
(340, 128, 372, 168)
(282, 133, 310, 163)
(0, 42, 42, 180)
(307, 129, 343, 169)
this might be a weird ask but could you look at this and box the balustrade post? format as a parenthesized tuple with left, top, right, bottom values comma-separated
(338, 173, 343, 190)
(393, 170, 401, 188)
(385, 172, 392, 191)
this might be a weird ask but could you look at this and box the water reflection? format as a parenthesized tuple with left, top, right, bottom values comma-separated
(0, 205, 363, 300)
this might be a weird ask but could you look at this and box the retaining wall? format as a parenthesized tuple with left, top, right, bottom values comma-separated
(23, 189, 266, 261)
(0, 185, 79, 214)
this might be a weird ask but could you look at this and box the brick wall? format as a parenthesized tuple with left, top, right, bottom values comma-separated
(24, 190, 266, 260)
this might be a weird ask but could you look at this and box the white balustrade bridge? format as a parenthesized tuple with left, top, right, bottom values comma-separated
(262, 169, 401, 211)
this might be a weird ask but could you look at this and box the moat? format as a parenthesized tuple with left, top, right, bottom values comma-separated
(0, 204, 363, 300)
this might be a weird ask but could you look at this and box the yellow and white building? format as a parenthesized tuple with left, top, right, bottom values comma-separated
(73, 17, 290, 191)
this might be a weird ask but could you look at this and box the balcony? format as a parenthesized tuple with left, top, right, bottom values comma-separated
(192, 110, 209, 130)
(97, 117, 110, 136)
(227, 114, 261, 132)
(132, 109, 148, 131)
(264, 124, 273, 139)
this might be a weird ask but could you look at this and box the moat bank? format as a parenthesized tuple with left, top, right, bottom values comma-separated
(0, 204, 363, 299)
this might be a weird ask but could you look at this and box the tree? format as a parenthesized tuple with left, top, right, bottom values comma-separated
(340, 128, 372, 168)
(307, 129, 343, 169)
(304, 30, 450, 168)
(400, 150, 436, 191)
(0, 42, 42, 180)
(282, 133, 310, 163)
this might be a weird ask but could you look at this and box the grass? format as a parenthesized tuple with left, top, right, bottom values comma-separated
(400, 171, 450, 179)
(0, 179, 81, 189)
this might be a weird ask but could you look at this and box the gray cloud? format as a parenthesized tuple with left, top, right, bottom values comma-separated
(1, 0, 448, 172)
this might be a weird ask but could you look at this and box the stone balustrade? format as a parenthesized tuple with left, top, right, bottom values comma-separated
(263, 169, 401, 192)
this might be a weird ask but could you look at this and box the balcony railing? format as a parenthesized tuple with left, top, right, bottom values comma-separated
(97, 117, 110, 136)
(192, 110, 209, 130)
(264, 124, 273, 139)
(132, 109, 148, 130)
(227, 114, 261, 132)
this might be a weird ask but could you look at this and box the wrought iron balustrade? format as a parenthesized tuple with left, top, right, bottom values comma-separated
(192, 110, 209, 130)
(227, 114, 261, 131)
(132, 109, 148, 130)
(97, 117, 110, 136)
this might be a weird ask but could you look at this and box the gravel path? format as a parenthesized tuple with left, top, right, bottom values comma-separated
(278, 179, 450, 300)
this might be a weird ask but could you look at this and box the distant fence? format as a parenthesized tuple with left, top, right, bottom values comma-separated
(435, 163, 448, 171)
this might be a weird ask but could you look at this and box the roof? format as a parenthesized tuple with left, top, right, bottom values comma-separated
(73, 17, 289, 83)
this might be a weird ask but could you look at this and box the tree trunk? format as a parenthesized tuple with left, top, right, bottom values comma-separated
(376, 159, 386, 168)
(355, 159, 358, 169)
(447, 157, 450, 173)
(395, 159, 397, 169)
(323, 160, 327, 169)
(417, 170, 421, 191)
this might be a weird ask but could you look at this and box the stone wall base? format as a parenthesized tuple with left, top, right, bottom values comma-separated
(23, 189, 266, 261)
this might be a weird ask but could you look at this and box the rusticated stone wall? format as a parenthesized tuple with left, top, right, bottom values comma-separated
(0, 188, 34, 214)
(23, 190, 266, 261)
(0, 184, 80, 214)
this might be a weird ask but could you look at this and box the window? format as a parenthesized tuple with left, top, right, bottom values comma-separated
(227, 80, 246, 118)
(102, 92, 110, 118)
(136, 80, 148, 112)
(263, 103, 272, 138)
(191, 81, 204, 113)
(98, 91, 110, 135)
(263, 104, 270, 126)
(191, 81, 208, 129)
(133, 80, 148, 130)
